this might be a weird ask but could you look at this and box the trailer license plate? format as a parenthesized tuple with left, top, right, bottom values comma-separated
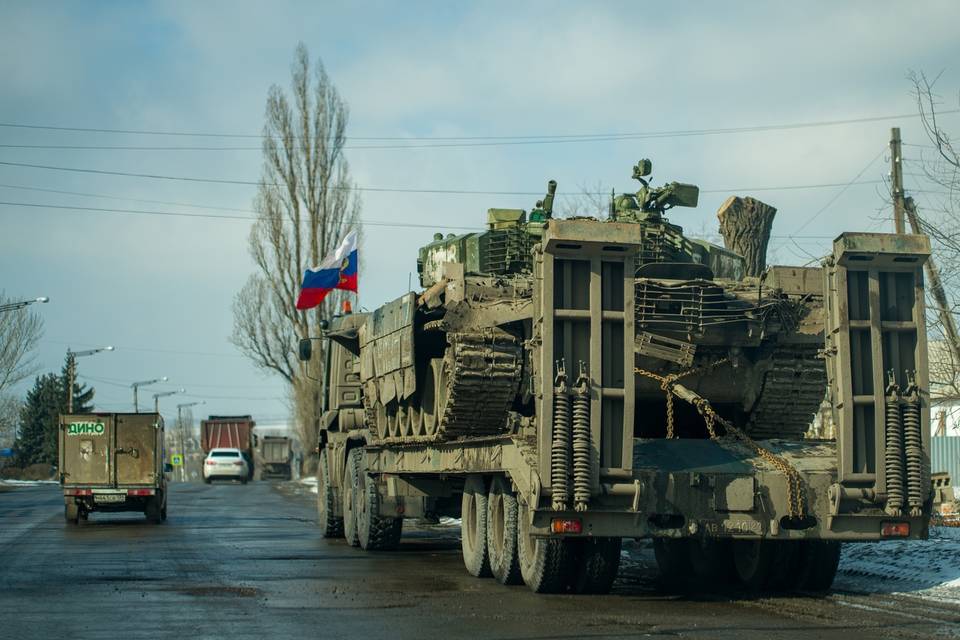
(94, 494, 125, 503)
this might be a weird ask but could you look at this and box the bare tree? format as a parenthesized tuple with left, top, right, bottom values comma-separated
(557, 182, 610, 219)
(231, 43, 361, 451)
(907, 71, 960, 404)
(0, 291, 44, 395)
(0, 393, 21, 448)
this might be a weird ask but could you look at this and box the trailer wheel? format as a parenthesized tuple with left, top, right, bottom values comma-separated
(570, 537, 621, 594)
(461, 475, 491, 577)
(342, 449, 361, 546)
(517, 499, 575, 593)
(317, 450, 344, 538)
(145, 496, 163, 524)
(653, 539, 692, 590)
(794, 541, 841, 592)
(356, 468, 402, 551)
(64, 502, 80, 525)
(486, 475, 522, 585)
(732, 539, 781, 590)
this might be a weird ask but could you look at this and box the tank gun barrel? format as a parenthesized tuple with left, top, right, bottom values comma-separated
(542, 180, 557, 217)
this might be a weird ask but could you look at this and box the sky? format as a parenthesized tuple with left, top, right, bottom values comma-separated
(1, 1, 959, 430)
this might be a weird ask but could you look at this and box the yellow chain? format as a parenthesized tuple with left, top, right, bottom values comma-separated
(635, 361, 806, 519)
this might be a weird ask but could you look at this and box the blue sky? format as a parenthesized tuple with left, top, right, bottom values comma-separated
(1, 1, 959, 429)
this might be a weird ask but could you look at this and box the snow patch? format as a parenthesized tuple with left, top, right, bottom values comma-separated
(837, 526, 960, 603)
(0, 479, 58, 486)
(298, 477, 318, 494)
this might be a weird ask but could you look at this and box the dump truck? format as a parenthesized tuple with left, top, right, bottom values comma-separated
(301, 160, 932, 594)
(59, 413, 171, 524)
(201, 415, 256, 481)
(256, 436, 293, 480)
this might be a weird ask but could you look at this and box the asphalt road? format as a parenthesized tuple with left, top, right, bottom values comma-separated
(2, 481, 959, 640)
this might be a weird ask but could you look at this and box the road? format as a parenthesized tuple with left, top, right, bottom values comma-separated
(2, 481, 960, 640)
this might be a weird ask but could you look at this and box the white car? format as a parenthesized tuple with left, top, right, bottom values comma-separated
(203, 448, 250, 484)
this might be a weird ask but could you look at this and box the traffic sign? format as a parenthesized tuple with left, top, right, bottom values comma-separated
(171, 454, 183, 466)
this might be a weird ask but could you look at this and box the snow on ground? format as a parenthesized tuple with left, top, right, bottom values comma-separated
(836, 526, 960, 604)
(299, 477, 318, 494)
(0, 480, 57, 486)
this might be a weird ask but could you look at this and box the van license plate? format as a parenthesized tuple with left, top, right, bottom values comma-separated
(94, 494, 125, 503)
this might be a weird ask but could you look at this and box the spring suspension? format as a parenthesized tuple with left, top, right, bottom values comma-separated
(572, 363, 592, 512)
(551, 361, 571, 511)
(883, 370, 905, 517)
(903, 371, 925, 517)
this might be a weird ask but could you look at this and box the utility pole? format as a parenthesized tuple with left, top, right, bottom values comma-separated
(891, 127, 906, 234)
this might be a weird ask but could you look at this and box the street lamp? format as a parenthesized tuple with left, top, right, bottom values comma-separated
(176, 401, 205, 482)
(132, 377, 168, 412)
(66, 346, 114, 413)
(0, 296, 49, 313)
(153, 388, 185, 413)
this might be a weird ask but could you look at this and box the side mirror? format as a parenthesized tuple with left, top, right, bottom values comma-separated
(164, 463, 174, 473)
(298, 338, 312, 362)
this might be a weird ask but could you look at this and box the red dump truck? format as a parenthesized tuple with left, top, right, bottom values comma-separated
(200, 415, 256, 482)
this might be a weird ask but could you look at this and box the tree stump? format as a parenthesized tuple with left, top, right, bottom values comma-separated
(717, 196, 777, 277)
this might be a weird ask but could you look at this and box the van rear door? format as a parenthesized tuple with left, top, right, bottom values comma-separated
(115, 414, 161, 486)
(59, 414, 114, 487)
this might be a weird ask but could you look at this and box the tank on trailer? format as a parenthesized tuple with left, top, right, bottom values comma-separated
(302, 160, 933, 594)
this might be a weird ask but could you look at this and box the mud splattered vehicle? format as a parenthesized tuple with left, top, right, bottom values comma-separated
(59, 413, 170, 524)
(302, 161, 932, 594)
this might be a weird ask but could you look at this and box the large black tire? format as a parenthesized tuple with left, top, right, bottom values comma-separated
(570, 537, 621, 594)
(461, 475, 491, 577)
(145, 496, 163, 524)
(317, 450, 344, 538)
(732, 540, 792, 591)
(517, 500, 575, 593)
(356, 467, 402, 551)
(342, 449, 361, 546)
(486, 475, 522, 585)
(64, 502, 80, 525)
(653, 539, 692, 590)
(794, 541, 842, 592)
(688, 538, 735, 585)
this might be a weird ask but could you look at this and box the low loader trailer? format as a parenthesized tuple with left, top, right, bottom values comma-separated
(59, 413, 171, 524)
(303, 168, 933, 594)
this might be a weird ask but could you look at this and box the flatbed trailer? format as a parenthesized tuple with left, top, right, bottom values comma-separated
(305, 208, 933, 594)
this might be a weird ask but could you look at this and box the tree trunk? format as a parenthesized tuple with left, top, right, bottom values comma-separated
(716, 196, 777, 277)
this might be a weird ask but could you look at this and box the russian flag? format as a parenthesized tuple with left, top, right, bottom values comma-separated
(295, 230, 358, 310)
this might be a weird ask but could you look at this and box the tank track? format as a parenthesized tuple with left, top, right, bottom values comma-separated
(746, 344, 826, 439)
(364, 331, 522, 445)
(438, 331, 522, 440)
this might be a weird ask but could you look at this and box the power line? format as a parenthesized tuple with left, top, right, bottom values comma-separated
(0, 159, 888, 195)
(0, 109, 955, 143)
(792, 147, 888, 235)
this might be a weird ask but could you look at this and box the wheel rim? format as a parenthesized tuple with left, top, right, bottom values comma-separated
(463, 492, 478, 553)
(422, 361, 439, 436)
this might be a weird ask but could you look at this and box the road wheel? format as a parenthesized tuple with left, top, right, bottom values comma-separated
(461, 475, 491, 577)
(421, 359, 444, 437)
(653, 539, 692, 590)
(374, 401, 389, 440)
(317, 450, 344, 538)
(342, 449, 361, 546)
(794, 541, 841, 592)
(385, 401, 399, 439)
(570, 537, 621, 594)
(407, 398, 422, 437)
(486, 475, 522, 585)
(517, 499, 575, 593)
(356, 467, 402, 551)
(145, 496, 163, 524)
(203, 476, 211, 485)
(64, 502, 79, 525)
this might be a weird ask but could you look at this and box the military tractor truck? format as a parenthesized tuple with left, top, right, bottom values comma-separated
(301, 160, 932, 594)
(59, 413, 171, 524)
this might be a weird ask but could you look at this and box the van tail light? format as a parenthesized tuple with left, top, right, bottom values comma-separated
(206, 460, 216, 465)
(127, 489, 155, 496)
(64, 489, 93, 496)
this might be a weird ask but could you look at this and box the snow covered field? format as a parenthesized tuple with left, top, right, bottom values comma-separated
(836, 526, 960, 603)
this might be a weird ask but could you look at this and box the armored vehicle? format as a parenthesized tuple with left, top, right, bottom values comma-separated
(59, 413, 171, 524)
(302, 160, 932, 594)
